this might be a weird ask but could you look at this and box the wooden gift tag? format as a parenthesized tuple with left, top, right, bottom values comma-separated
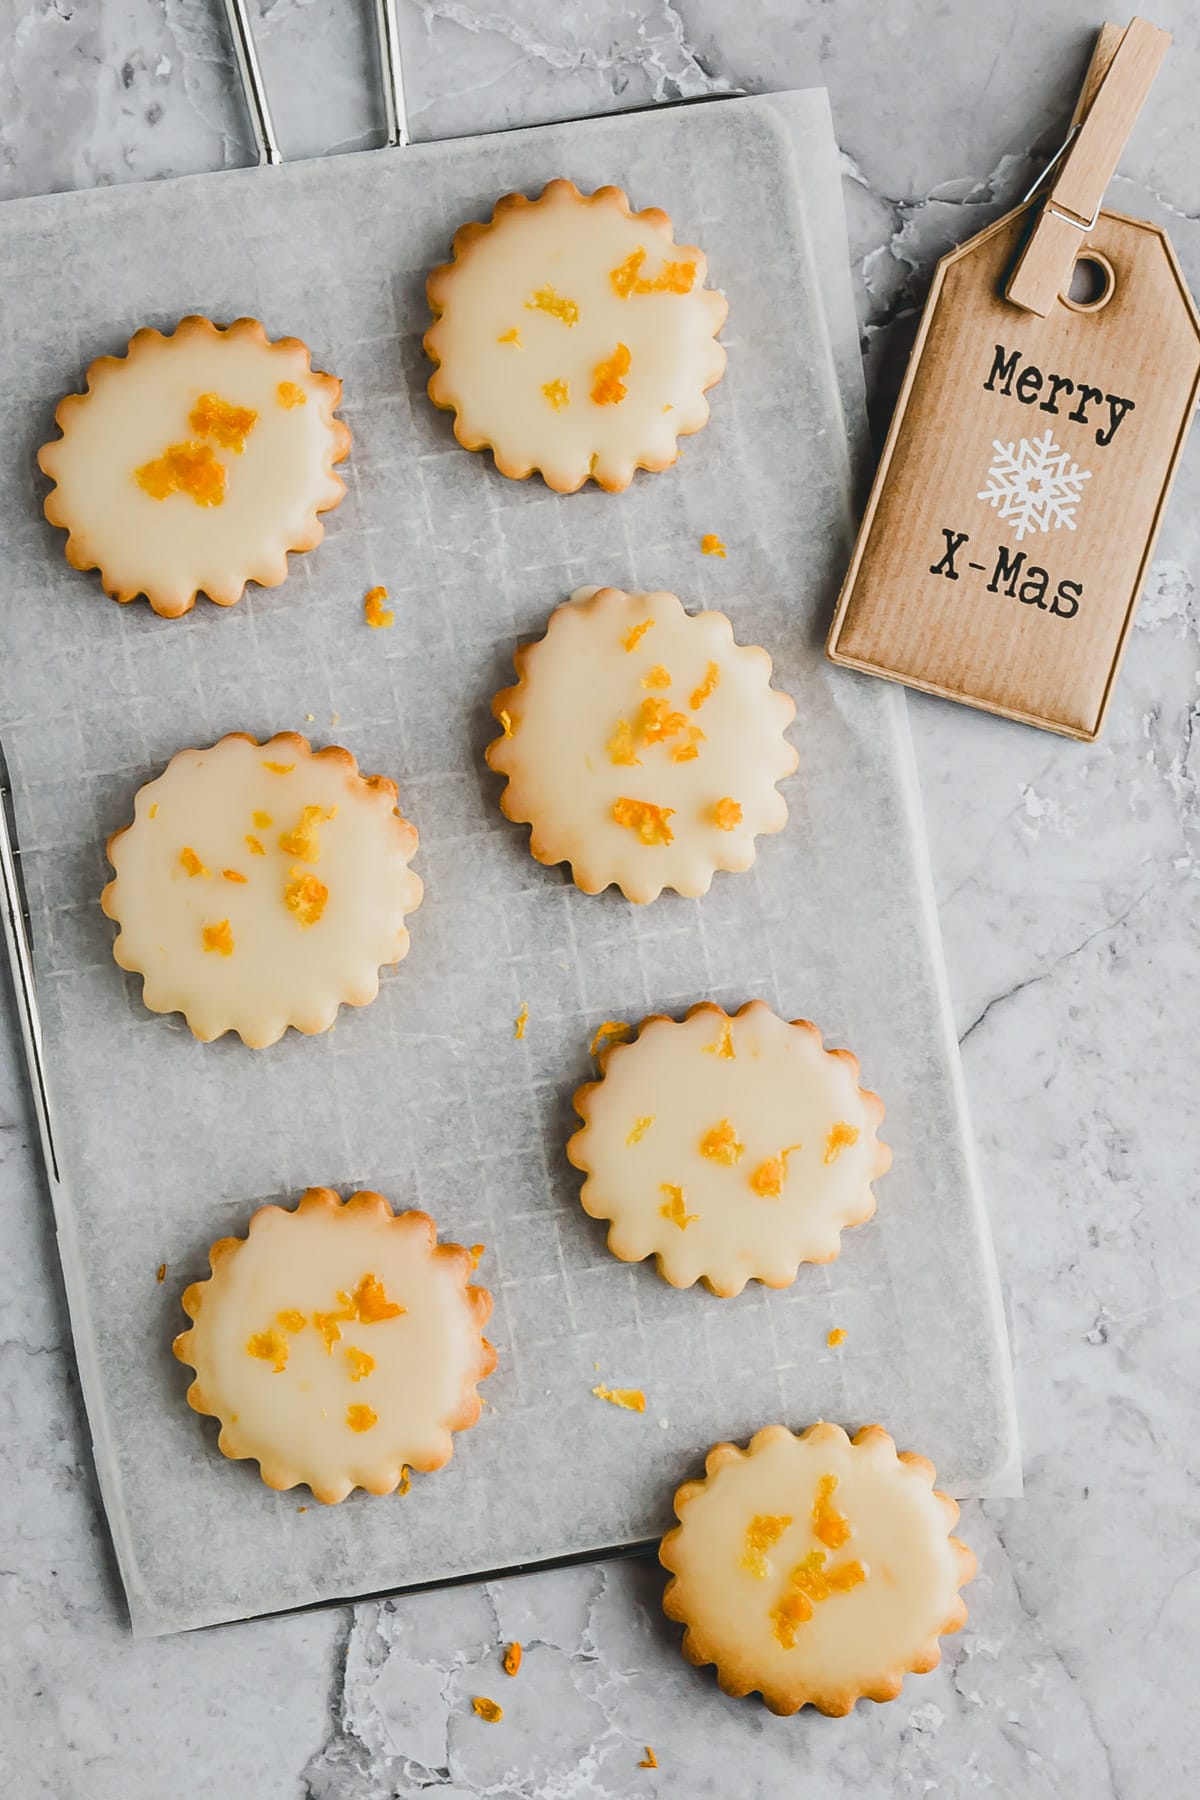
(827, 18, 1200, 741)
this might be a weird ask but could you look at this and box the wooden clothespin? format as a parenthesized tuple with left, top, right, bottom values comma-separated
(1006, 16, 1170, 315)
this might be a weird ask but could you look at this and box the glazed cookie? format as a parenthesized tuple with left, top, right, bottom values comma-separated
(37, 315, 350, 617)
(660, 1423, 976, 1716)
(568, 1003, 888, 1294)
(425, 179, 727, 492)
(487, 587, 797, 904)
(174, 1188, 496, 1503)
(102, 732, 422, 1047)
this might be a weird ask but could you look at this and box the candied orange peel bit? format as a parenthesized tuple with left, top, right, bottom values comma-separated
(202, 919, 234, 957)
(592, 1383, 646, 1412)
(284, 871, 329, 928)
(246, 1328, 289, 1372)
(703, 1019, 735, 1059)
(526, 286, 579, 325)
(590, 1019, 633, 1057)
(472, 1696, 504, 1723)
(364, 585, 394, 629)
(591, 342, 631, 406)
(659, 1183, 698, 1231)
(180, 846, 208, 878)
(346, 1403, 378, 1433)
(824, 1121, 861, 1164)
(345, 1346, 376, 1382)
(542, 378, 570, 411)
(136, 440, 226, 507)
(827, 1327, 847, 1348)
(277, 380, 307, 408)
(514, 1003, 529, 1040)
(740, 1513, 793, 1579)
(690, 661, 720, 710)
(713, 797, 742, 831)
(622, 618, 655, 653)
(700, 533, 727, 558)
(503, 1641, 522, 1678)
(190, 392, 257, 452)
(613, 797, 675, 846)
(813, 1473, 852, 1551)
(610, 248, 647, 298)
(626, 1115, 654, 1145)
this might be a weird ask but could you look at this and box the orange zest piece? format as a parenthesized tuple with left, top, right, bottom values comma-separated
(469, 1244, 485, 1268)
(278, 804, 335, 863)
(700, 1119, 743, 1165)
(498, 708, 515, 737)
(591, 342, 631, 406)
(770, 1549, 867, 1648)
(353, 1272, 405, 1323)
(189, 391, 257, 451)
(591, 1383, 646, 1412)
(542, 378, 570, 411)
(827, 1327, 847, 1348)
(472, 1696, 504, 1723)
(813, 1474, 852, 1551)
(246, 1328, 289, 1372)
(496, 327, 521, 346)
(612, 797, 675, 846)
(503, 1642, 522, 1678)
(525, 286, 579, 325)
(277, 380, 307, 408)
(277, 1310, 307, 1333)
(590, 1020, 633, 1057)
(703, 1020, 735, 1059)
(606, 717, 641, 767)
(770, 1585, 814, 1649)
(514, 1003, 529, 1040)
(313, 1304, 354, 1353)
(148, 803, 159, 820)
(626, 1115, 654, 1145)
(398, 1466, 412, 1495)
(262, 761, 294, 774)
(364, 585, 394, 629)
(245, 834, 266, 856)
(223, 868, 248, 883)
(284, 871, 329, 928)
(700, 533, 727, 558)
(713, 797, 742, 831)
(658, 1183, 697, 1231)
(636, 259, 697, 295)
(622, 618, 655, 653)
(824, 1121, 861, 1164)
(156, 1263, 166, 1283)
(690, 661, 720, 710)
(202, 919, 234, 957)
(750, 1146, 800, 1200)
(345, 1346, 376, 1382)
(136, 440, 226, 507)
(740, 1513, 793, 1579)
(610, 248, 646, 298)
(638, 1748, 658, 1770)
(346, 1403, 378, 1433)
(670, 724, 705, 762)
(637, 696, 687, 744)
(641, 664, 671, 689)
(252, 811, 273, 828)
(179, 846, 208, 878)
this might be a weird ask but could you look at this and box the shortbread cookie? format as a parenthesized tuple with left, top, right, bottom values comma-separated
(660, 1423, 975, 1716)
(568, 1003, 888, 1294)
(102, 732, 422, 1047)
(487, 587, 797, 903)
(425, 180, 727, 492)
(37, 315, 350, 617)
(174, 1188, 496, 1503)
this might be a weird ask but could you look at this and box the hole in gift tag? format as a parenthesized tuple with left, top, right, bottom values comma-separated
(1063, 252, 1115, 313)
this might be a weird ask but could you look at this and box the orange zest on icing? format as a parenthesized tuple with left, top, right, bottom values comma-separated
(641, 665, 671, 689)
(245, 834, 266, 856)
(346, 1403, 378, 1433)
(703, 1020, 735, 1059)
(278, 804, 335, 863)
(277, 380, 307, 408)
(503, 1642, 522, 1678)
(626, 1115, 654, 1145)
(659, 1183, 697, 1231)
(277, 1310, 307, 1333)
(639, 259, 697, 295)
(345, 1347, 376, 1382)
(740, 1513, 793, 1579)
(180, 846, 208, 878)
(622, 618, 655, 652)
(700, 533, 727, 558)
(223, 868, 248, 883)
(637, 696, 687, 745)
(542, 378, 570, 411)
(750, 1145, 802, 1199)
(591, 343, 631, 406)
(824, 1121, 861, 1164)
(353, 1272, 405, 1323)
(770, 1550, 867, 1649)
(612, 797, 675, 845)
(827, 1327, 847, 1348)
(246, 1328, 289, 1372)
(496, 327, 521, 346)
(590, 1020, 632, 1056)
(514, 1003, 529, 1040)
(591, 1383, 646, 1412)
(606, 718, 641, 766)
(252, 810, 273, 828)
(813, 1474, 852, 1551)
(526, 286, 579, 325)
(700, 1119, 744, 1165)
(135, 440, 226, 507)
(313, 1307, 352, 1353)
(690, 662, 720, 710)
(610, 248, 646, 297)
(670, 724, 705, 762)
(190, 392, 257, 451)
(262, 761, 294, 774)
(202, 919, 234, 956)
(284, 871, 329, 928)
(364, 585, 394, 629)
(713, 797, 742, 831)
(472, 1696, 504, 1722)
(148, 803, 159, 820)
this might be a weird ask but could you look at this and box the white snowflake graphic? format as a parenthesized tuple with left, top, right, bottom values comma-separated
(977, 433, 1092, 541)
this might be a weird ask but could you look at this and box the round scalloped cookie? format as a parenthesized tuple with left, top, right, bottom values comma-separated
(101, 732, 422, 1048)
(568, 1002, 889, 1295)
(424, 179, 727, 493)
(660, 1422, 976, 1716)
(37, 315, 350, 617)
(487, 587, 797, 904)
(174, 1188, 496, 1504)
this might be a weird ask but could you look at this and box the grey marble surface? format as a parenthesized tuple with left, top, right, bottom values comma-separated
(1, 3, 1198, 1796)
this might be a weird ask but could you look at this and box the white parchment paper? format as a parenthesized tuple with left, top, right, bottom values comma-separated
(0, 91, 1018, 1636)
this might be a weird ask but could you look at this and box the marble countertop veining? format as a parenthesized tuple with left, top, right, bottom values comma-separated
(2, 3, 1198, 1796)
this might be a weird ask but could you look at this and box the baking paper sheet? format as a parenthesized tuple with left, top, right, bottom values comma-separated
(0, 91, 1017, 1636)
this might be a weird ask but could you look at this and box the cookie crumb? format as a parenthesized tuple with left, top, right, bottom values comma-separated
(472, 1696, 504, 1723)
(503, 1641, 522, 1677)
(700, 533, 727, 558)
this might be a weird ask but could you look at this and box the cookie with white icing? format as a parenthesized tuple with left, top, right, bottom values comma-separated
(102, 732, 422, 1048)
(568, 1003, 888, 1295)
(38, 316, 350, 617)
(425, 180, 727, 492)
(660, 1423, 976, 1716)
(487, 587, 797, 904)
(174, 1188, 496, 1504)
